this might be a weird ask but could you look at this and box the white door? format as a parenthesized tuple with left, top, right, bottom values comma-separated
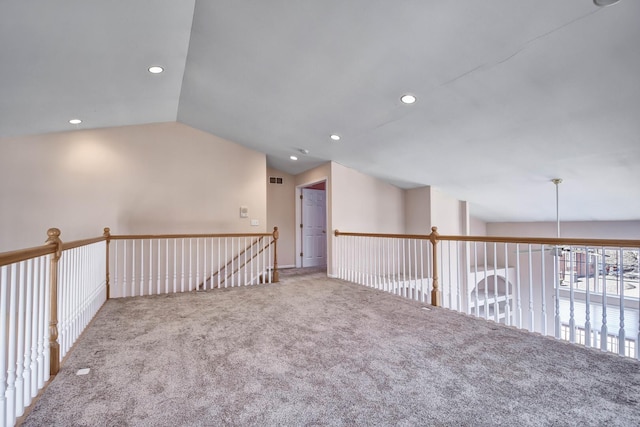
(302, 188, 326, 267)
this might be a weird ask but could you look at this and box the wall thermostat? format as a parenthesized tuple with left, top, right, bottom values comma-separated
(240, 206, 249, 218)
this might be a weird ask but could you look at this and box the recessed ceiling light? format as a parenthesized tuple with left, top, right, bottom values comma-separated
(401, 94, 416, 104)
(69, 119, 82, 124)
(290, 155, 298, 161)
(148, 66, 164, 74)
(330, 134, 341, 141)
(593, 0, 620, 6)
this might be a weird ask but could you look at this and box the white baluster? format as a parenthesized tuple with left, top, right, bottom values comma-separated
(232, 238, 236, 287)
(540, 244, 547, 335)
(244, 237, 248, 286)
(172, 239, 177, 293)
(268, 236, 272, 284)
(209, 237, 220, 289)
(457, 242, 463, 311)
(37, 258, 47, 387)
(473, 242, 478, 317)
(224, 238, 228, 287)
(493, 244, 499, 323)
(393, 238, 398, 295)
(140, 239, 145, 296)
(189, 238, 193, 291)
(569, 248, 576, 343)
(414, 239, 419, 301)
(203, 237, 207, 290)
(618, 248, 626, 356)
(196, 238, 201, 291)
(165, 239, 169, 294)
(637, 248, 640, 360)
(365, 237, 369, 287)
(601, 247, 609, 352)
(157, 239, 161, 295)
(515, 243, 522, 328)
(584, 246, 592, 348)
(445, 241, 450, 308)
(483, 243, 489, 320)
(131, 240, 137, 297)
(420, 239, 425, 303)
(504, 243, 510, 327)
(15, 261, 26, 415)
(30, 258, 40, 398)
(528, 244, 534, 332)
(402, 239, 407, 298)
(355, 236, 360, 284)
(181, 239, 185, 292)
(554, 244, 561, 339)
(0, 265, 9, 425)
(124, 240, 129, 297)
(148, 239, 153, 295)
(7, 263, 18, 426)
(43, 254, 51, 382)
(23, 259, 34, 408)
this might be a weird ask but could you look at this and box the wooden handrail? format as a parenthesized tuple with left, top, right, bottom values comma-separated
(0, 234, 108, 267)
(0, 245, 55, 267)
(111, 232, 273, 240)
(334, 230, 640, 248)
(61, 236, 106, 251)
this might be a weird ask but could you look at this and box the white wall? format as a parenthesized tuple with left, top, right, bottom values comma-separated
(404, 186, 431, 235)
(267, 167, 295, 267)
(0, 122, 267, 252)
(329, 162, 405, 276)
(430, 188, 464, 235)
(487, 221, 640, 239)
(470, 216, 487, 236)
(331, 162, 405, 234)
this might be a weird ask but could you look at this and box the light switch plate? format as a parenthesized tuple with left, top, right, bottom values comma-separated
(250, 219, 259, 226)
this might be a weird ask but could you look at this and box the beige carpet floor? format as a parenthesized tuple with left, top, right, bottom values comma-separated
(22, 268, 640, 426)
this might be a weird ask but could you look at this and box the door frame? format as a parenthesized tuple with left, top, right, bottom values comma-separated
(295, 178, 328, 268)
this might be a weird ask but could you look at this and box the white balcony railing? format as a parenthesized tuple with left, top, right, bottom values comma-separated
(334, 228, 640, 360)
(0, 227, 281, 427)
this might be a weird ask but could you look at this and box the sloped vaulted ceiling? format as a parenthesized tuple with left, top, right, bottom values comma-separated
(1, 1, 639, 222)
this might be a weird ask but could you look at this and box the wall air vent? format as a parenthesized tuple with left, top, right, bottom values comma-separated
(269, 177, 284, 184)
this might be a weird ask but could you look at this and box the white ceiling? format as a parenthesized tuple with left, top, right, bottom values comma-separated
(1, 0, 639, 222)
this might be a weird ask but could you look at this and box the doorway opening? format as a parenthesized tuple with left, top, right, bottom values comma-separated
(296, 180, 327, 268)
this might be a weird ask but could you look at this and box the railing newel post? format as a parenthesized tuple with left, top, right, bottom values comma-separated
(45, 228, 62, 376)
(429, 226, 442, 307)
(272, 227, 279, 283)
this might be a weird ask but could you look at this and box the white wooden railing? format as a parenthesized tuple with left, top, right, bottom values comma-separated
(0, 249, 51, 427)
(0, 226, 280, 427)
(334, 228, 640, 360)
(109, 232, 277, 298)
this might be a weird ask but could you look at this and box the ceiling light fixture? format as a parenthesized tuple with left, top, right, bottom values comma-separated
(290, 155, 298, 161)
(148, 66, 164, 74)
(401, 94, 416, 104)
(69, 119, 82, 125)
(593, 0, 620, 6)
(330, 134, 340, 141)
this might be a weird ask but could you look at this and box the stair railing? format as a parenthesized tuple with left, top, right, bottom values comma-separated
(0, 226, 279, 427)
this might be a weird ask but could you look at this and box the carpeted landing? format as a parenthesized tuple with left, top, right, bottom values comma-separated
(23, 269, 640, 426)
